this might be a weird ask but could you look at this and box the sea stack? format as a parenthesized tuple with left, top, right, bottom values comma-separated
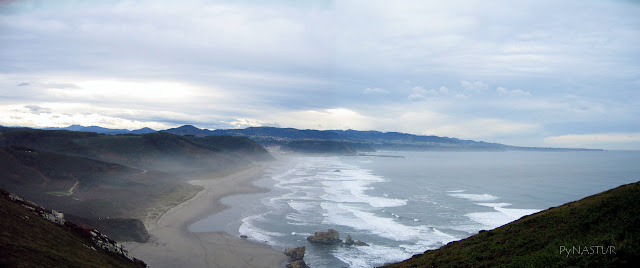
(307, 229, 342, 245)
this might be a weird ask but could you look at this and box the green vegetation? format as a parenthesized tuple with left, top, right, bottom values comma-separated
(383, 181, 640, 267)
(0, 188, 146, 268)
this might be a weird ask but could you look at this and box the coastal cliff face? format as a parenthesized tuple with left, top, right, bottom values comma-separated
(0, 188, 146, 267)
(384, 181, 640, 267)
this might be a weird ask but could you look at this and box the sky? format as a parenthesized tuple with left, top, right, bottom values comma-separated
(1, 0, 639, 149)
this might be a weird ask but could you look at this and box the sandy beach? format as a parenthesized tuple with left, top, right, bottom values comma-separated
(123, 164, 288, 268)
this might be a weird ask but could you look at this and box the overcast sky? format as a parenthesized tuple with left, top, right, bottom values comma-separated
(1, 0, 639, 149)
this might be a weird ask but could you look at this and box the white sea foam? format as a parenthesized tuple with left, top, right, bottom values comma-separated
(449, 193, 499, 201)
(317, 167, 408, 208)
(476, 202, 512, 207)
(287, 200, 316, 212)
(321, 202, 456, 244)
(238, 214, 285, 246)
(446, 189, 467, 193)
(466, 203, 541, 229)
(333, 244, 413, 268)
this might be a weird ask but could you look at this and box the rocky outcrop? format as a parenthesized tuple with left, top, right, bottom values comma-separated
(66, 215, 150, 243)
(307, 229, 342, 245)
(284, 246, 305, 260)
(1, 189, 147, 267)
(344, 234, 369, 246)
(344, 235, 353, 245)
(284, 246, 308, 268)
(286, 260, 310, 268)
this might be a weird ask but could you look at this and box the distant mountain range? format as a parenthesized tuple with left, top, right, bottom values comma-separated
(44, 125, 156, 135)
(34, 124, 602, 151)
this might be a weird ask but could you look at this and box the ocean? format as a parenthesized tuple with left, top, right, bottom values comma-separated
(189, 150, 640, 267)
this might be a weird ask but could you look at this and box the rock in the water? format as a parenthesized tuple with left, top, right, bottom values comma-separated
(343, 234, 368, 246)
(286, 260, 309, 268)
(284, 246, 305, 260)
(344, 235, 354, 245)
(240, 235, 248, 239)
(307, 229, 342, 245)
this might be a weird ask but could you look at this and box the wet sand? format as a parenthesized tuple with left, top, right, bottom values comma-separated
(123, 164, 288, 268)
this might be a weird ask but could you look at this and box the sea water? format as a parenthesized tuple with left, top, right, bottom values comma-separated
(189, 150, 640, 267)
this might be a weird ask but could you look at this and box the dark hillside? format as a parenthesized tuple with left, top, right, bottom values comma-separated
(0, 146, 200, 240)
(0, 188, 146, 268)
(281, 140, 357, 154)
(183, 135, 274, 161)
(0, 129, 254, 177)
(384, 181, 640, 267)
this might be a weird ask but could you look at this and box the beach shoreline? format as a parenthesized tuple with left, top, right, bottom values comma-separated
(122, 163, 288, 268)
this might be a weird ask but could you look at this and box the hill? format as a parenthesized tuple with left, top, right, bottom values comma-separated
(0, 128, 271, 177)
(383, 181, 640, 267)
(280, 140, 357, 154)
(0, 188, 147, 268)
(44, 125, 132, 135)
(0, 146, 198, 241)
(43, 125, 157, 135)
(0, 127, 274, 241)
(182, 135, 275, 161)
(163, 124, 213, 137)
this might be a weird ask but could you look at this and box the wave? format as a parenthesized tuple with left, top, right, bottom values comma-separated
(448, 193, 499, 201)
(466, 203, 541, 230)
(333, 244, 413, 268)
(321, 202, 457, 244)
(238, 213, 285, 246)
(446, 189, 467, 193)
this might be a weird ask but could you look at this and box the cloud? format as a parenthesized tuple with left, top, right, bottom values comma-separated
(23, 104, 51, 114)
(408, 86, 427, 102)
(544, 133, 640, 150)
(363, 87, 390, 94)
(0, 104, 174, 130)
(266, 108, 374, 130)
(496, 87, 531, 97)
(408, 93, 427, 102)
(461, 81, 488, 92)
(427, 118, 541, 140)
(0, 0, 638, 150)
(408, 86, 449, 101)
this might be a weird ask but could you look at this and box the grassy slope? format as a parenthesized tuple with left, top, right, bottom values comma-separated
(0, 189, 144, 268)
(384, 181, 640, 268)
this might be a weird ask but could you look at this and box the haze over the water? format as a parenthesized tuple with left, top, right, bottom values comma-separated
(1, 0, 639, 150)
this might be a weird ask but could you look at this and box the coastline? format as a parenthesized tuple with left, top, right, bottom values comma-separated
(122, 163, 288, 268)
